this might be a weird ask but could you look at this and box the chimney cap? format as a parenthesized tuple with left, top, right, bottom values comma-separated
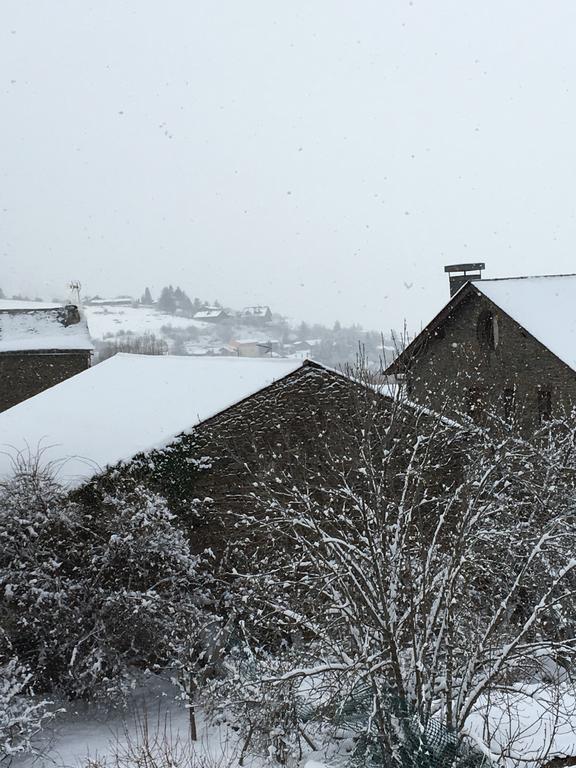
(444, 263, 485, 274)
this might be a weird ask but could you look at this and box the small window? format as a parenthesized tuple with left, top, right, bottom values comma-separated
(503, 388, 515, 421)
(477, 310, 499, 350)
(538, 390, 552, 422)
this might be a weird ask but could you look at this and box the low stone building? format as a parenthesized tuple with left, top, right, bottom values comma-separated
(0, 301, 93, 413)
(386, 266, 576, 429)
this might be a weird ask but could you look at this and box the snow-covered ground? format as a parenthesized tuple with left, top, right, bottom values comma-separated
(13, 677, 332, 768)
(467, 684, 576, 766)
(84, 306, 209, 339)
(14, 677, 576, 768)
(13, 678, 243, 768)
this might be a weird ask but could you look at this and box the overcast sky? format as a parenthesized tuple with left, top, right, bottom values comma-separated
(2, 1, 576, 332)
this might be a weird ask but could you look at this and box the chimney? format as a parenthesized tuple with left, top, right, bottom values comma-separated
(59, 304, 81, 327)
(444, 263, 485, 297)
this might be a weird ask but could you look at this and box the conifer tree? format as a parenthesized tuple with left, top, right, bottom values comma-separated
(157, 285, 177, 314)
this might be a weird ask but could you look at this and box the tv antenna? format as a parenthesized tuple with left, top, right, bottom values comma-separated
(68, 280, 82, 306)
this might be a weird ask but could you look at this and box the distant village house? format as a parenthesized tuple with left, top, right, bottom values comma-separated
(240, 305, 272, 324)
(193, 307, 229, 323)
(228, 339, 273, 357)
(85, 296, 135, 308)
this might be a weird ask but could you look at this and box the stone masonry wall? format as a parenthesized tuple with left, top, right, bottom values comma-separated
(406, 288, 576, 429)
(0, 351, 92, 413)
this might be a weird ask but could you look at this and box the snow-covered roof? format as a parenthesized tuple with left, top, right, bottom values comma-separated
(0, 304, 93, 353)
(475, 274, 576, 372)
(241, 305, 271, 316)
(0, 354, 305, 486)
(0, 300, 63, 310)
(86, 297, 134, 306)
(193, 309, 227, 319)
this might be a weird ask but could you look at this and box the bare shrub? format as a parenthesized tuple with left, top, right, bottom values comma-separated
(95, 333, 168, 362)
(80, 707, 239, 768)
(212, 381, 576, 767)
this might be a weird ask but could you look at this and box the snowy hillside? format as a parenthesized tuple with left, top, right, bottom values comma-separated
(84, 304, 278, 359)
(81, 303, 393, 368)
(84, 305, 209, 338)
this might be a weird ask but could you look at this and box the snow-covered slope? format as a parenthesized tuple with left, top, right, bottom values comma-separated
(0, 354, 304, 486)
(84, 305, 209, 338)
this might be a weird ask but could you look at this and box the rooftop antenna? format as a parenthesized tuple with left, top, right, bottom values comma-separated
(68, 280, 82, 306)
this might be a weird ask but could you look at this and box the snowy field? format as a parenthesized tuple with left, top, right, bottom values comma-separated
(84, 306, 210, 339)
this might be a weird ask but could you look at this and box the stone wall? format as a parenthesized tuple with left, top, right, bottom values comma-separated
(405, 288, 576, 429)
(0, 351, 92, 412)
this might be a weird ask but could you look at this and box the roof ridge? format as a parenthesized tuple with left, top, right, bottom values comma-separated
(480, 273, 576, 283)
(113, 352, 304, 363)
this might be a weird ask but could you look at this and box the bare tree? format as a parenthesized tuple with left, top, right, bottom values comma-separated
(95, 332, 168, 362)
(213, 388, 576, 767)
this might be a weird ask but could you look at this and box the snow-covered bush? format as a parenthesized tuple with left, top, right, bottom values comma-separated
(206, 647, 308, 765)
(0, 656, 53, 761)
(0, 464, 216, 702)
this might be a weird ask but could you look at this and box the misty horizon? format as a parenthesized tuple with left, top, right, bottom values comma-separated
(4, 2, 576, 332)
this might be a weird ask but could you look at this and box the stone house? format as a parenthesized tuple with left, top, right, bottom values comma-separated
(0, 301, 93, 413)
(386, 265, 576, 429)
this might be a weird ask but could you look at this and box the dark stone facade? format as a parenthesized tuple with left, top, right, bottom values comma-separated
(0, 351, 92, 413)
(390, 285, 576, 430)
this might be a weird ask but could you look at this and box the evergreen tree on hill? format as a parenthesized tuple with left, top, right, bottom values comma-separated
(173, 286, 194, 317)
(157, 285, 177, 314)
(141, 287, 153, 305)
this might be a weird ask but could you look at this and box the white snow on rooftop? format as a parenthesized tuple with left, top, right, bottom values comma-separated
(0, 299, 63, 310)
(0, 305, 93, 353)
(475, 274, 576, 372)
(0, 354, 304, 486)
(194, 309, 227, 318)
